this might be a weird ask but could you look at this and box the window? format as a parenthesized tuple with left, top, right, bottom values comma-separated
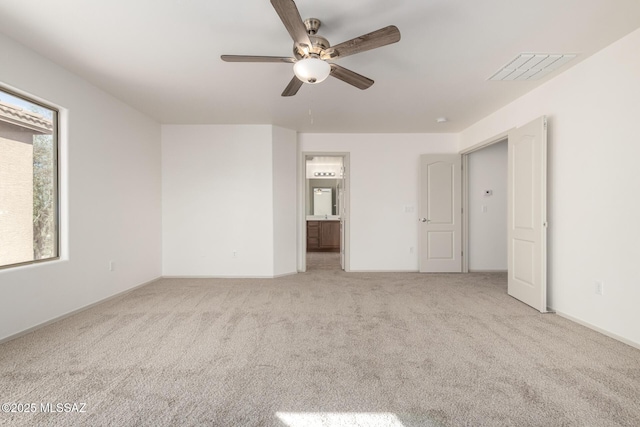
(0, 87, 58, 268)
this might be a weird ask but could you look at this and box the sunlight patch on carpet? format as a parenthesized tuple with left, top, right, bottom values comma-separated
(276, 412, 405, 427)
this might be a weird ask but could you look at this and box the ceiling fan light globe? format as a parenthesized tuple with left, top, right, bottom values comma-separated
(294, 58, 330, 84)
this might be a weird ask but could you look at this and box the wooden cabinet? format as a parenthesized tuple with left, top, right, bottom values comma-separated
(307, 221, 320, 250)
(307, 221, 340, 252)
(319, 221, 340, 249)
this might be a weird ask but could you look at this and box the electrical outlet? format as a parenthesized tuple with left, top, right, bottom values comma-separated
(594, 281, 603, 296)
(409, 247, 414, 254)
(232, 251, 237, 258)
(109, 261, 115, 272)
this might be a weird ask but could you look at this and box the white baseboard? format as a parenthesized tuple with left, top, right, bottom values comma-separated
(273, 271, 298, 278)
(346, 270, 419, 273)
(161, 274, 295, 279)
(554, 310, 640, 351)
(0, 277, 161, 345)
(468, 269, 508, 273)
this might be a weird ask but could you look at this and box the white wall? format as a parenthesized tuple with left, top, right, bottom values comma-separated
(162, 125, 274, 277)
(0, 33, 162, 341)
(272, 126, 297, 276)
(459, 28, 640, 346)
(162, 124, 298, 277)
(468, 141, 507, 271)
(299, 134, 458, 271)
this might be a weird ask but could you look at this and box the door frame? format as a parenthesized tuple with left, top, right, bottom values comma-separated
(298, 151, 350, 272)
(460, 129, 513, 273)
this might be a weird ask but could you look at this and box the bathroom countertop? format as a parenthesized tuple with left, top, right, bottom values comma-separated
(306, 215, 340, 221)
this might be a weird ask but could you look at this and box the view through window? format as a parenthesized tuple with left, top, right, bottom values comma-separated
(0, 87, 58, 268)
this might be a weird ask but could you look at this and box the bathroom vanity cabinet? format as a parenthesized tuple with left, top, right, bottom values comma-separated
(306, 220, 340, 252)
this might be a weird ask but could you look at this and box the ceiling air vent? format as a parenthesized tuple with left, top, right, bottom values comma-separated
(489, 53, 577, 81)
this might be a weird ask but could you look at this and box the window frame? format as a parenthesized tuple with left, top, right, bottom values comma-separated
(0, 85, 60, 270)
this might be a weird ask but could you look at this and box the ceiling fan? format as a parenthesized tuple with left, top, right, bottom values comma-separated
(221, 0, 401, 97)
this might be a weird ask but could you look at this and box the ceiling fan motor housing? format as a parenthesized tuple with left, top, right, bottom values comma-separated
(294, 18, 330, 59)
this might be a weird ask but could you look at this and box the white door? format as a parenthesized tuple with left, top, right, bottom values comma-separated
(508, 116, 548, 312)
(338, 176, 345, 270)
(419, 154, 462, 272)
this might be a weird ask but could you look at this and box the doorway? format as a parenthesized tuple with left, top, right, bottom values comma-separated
(461, 116, 548, 312)
(298, 153, 350, 272)
(465, 140, 508, 272)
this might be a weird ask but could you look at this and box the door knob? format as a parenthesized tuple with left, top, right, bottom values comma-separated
(419, 218, 428, 223)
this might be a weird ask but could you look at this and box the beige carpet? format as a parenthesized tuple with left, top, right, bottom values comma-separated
(306, 252, 342, 271)
(1, 271, 639, 426)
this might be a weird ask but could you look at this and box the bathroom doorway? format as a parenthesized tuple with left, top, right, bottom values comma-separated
(299, 153, 350, 272)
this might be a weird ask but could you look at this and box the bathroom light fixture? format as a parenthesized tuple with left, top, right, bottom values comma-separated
(294, 57, 331, 84)
(314, 172, 335, 177)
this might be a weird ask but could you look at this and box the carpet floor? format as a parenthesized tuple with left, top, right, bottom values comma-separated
(1, 270, 639, 426)
(306, 252, 342, 271)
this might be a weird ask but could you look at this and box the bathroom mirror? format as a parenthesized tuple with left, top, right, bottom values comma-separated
(313, 188, 333, 216)
(305, 154, 343, 217)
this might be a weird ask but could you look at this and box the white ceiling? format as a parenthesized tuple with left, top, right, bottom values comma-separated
(1, 0, 639, 133)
